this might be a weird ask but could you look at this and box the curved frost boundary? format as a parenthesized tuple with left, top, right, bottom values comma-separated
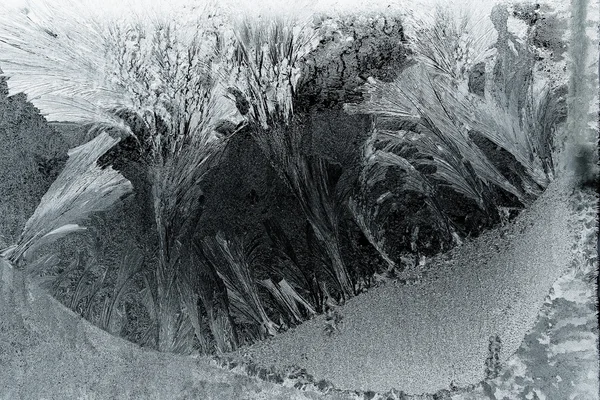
(220, 174, 574, 395)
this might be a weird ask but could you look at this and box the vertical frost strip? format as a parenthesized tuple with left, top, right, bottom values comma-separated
(563, 0, 599, 184)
